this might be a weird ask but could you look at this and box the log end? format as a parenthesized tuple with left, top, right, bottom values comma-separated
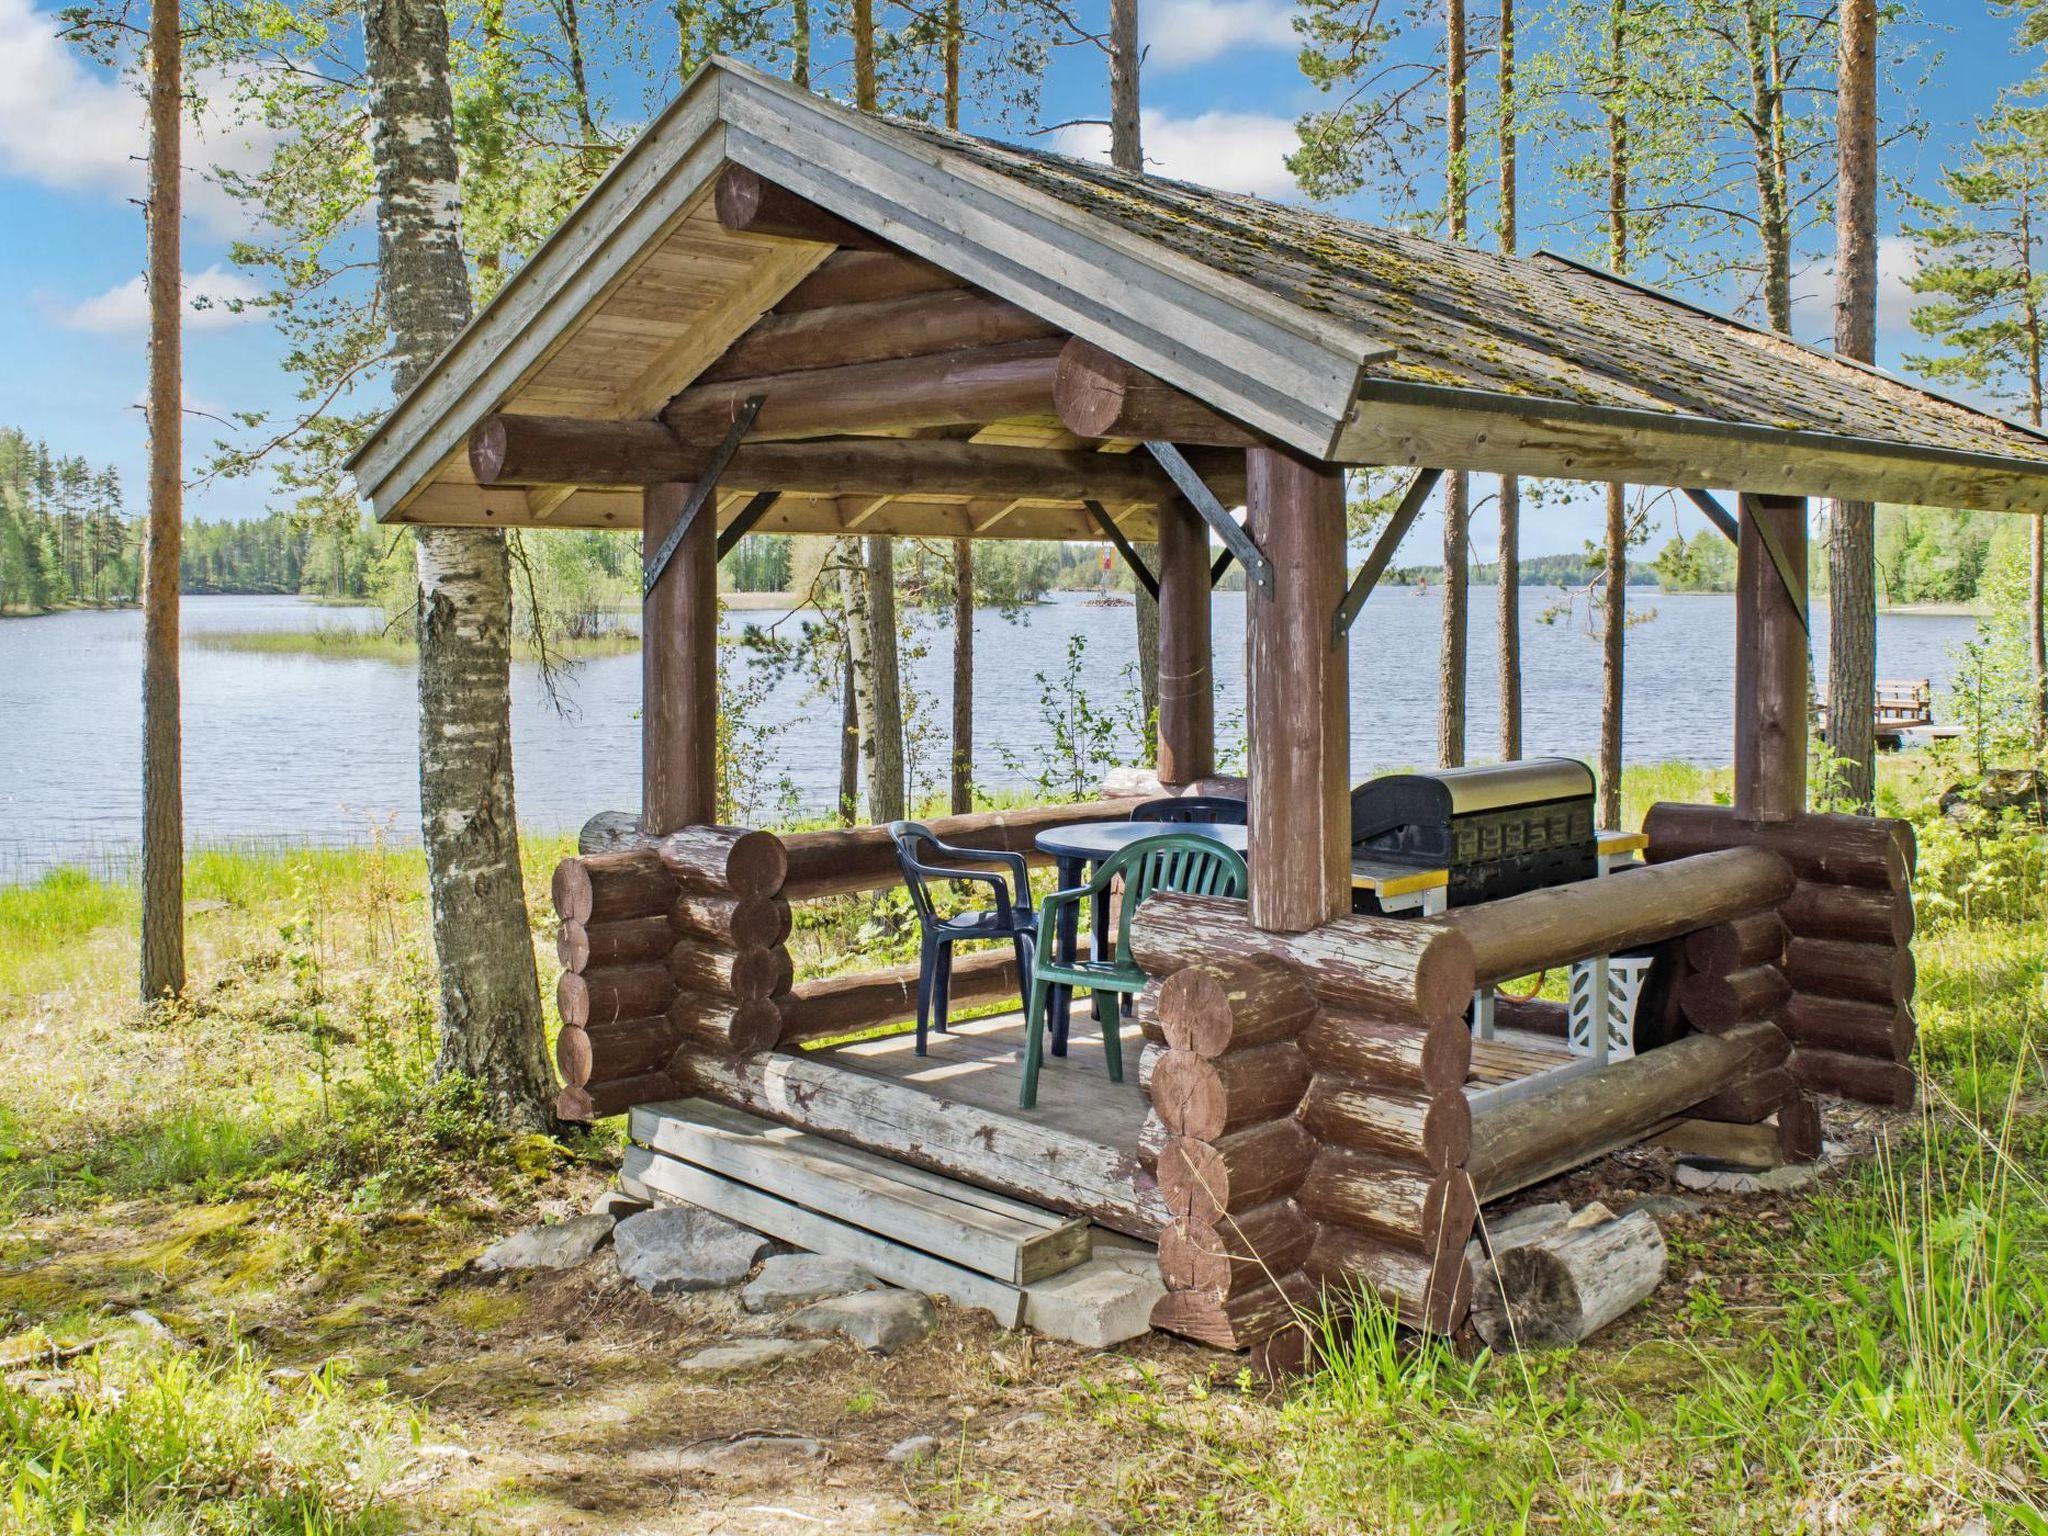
(469, 415, 510, 485)
(551, 856, 594, 925)
(727, 828, 790, 899)
(1414, 926, 1480, 1027)
(556, 1023, 593, 1087)
(556, 919, 591, 974)
(1051, 336, 1131, 439)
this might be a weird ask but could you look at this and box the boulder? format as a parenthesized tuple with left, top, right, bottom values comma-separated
(476, 1213, 615, 1272)
(614, 1206, 770, 1295)
(785, 1289, 937, 1353)
(741, 1253, 883, 1313)
(675, 1338, 830, 1377)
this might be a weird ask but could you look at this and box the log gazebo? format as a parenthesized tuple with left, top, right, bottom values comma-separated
(347, 59, 2048, 1359)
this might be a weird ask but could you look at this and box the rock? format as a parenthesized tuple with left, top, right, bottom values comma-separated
(1675, 1157, 1826, 1195)
(885, 1434, 942, 1465)
(741, 1253, 883, 1313)
(1022, 1254, 1164, 1348)
(1941, 768, 2047, 825)
(588, 1188, 650, 1220)
(476, 1213, 615, 1272)
(675, 1435, 830, 1475)
(675, 1337, 829, 1377)
(785, 1289, 937, 1353)
(614, 1207, 770, 1295)
(1625, 1193, 1705, 1220)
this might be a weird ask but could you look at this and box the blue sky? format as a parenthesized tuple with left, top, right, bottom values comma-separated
(0, 0, 2041, 556)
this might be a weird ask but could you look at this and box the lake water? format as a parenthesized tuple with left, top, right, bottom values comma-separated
(0, 587, 1977, 882)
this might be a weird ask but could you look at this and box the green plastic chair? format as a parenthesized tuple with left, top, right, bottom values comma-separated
(1020, 832, 1248, 1109)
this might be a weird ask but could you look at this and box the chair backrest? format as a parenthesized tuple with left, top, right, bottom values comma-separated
(886, 821, 944, 927)
(1107, 832, 1247, 967)
(1130, 795, 1249, 826)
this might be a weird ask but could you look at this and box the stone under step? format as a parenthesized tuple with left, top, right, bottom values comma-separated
(624, 1098, 1158, 1338)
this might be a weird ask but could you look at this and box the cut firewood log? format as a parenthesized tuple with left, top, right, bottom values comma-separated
(1470, 1208, 1667, 1349)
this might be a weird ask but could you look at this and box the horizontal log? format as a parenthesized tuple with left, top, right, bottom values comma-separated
(1465, 1019, 1789, 1200)
(1492, 994, 1568, 1037)
(1470, 1210, 1667, 1350)
(1784, 936, 1915, 1006)
(556, 1070, 677, 1122)
(1677, 963, 1792, 1032)
(551, 849, 674, 925)
(1296, 1077, 1472, 1172)
(703, 287, 1060, 382)
(1151, 1269, 1317, 1351)
(1296, 1008, 1470, 1094)
(1150, 1043, 1311, 1141)
(578, 809, 644, 855)
(1685, 912, 1787, 974)
(680, 1045, 1170, 1238)
(1643, 803, 1914, 889)
(557, 1014, 681, 1088)
(1783, 993, 1914, 1059)
(668, 991, 783, 1057)
(777, 948, 1020, 1045)
(1158, 1200, 1316, 1296)
(1297, 1151, 1477, 1251)
(1789, 1046, 1916, 1108)
(557, 963, 675, 1030)
(668, 941, 794, 1001)
(671, 891, 792, 949)
(1138, 1108, 1170, 1174)
(1782, 879, 1913, 946)
(653, 826, 787, 899)
(1445, 848, 1794, 986)
(713, 165, 884, 249)
(1053, 337, 1263, 447)
(471, 419, 1229, 502)
(779, 799, 1132, 901)
(1688, 1066, 1796, 1123)
(557, 914, 673, 974)
(660, 338, 1063, 444)
(1131, 892, 1477, 1026)
(1303, 1223, 1473, 1334)
(1158, 955, 1317, 1057)
(1158, 1120, 1316, 1224)
(774, 249, 962, 313)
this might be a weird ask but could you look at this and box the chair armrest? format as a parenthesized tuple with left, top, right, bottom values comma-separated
(916, 838, 1034, 910)
(901, 858, 1021, 923)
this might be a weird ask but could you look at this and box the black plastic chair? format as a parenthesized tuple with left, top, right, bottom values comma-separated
(1130, 795, 1249, 826)
(887, 821, 1037, 1056)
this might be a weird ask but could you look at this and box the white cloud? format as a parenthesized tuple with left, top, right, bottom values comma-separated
(1144, 0, 1298, 69)
(1789, 235, 1927, 340)
(1056, 110, 1302, 198)
(54, 264, 265, 333)
(0, 0, 281, 233)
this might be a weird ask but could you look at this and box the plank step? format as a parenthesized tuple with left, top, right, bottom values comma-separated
(629, 1098, 1093, 1285)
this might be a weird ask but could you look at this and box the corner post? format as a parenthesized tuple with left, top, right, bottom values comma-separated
(1734, 493, 1808, 824)
(1246, 447, 1349, 932)
(643, 481, 718, 834)
(1156, 496, 1215, 785)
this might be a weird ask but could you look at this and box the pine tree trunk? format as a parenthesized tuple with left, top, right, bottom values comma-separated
(1437, 0, 1468, 769)
(865, 533, 906, 820)
(140, 0, 184, 1005)
(1601, 482, 1626, 829)
(1827, 0, 1878, 808)
(951, 537, 974, 814)
(839, 642, 859, 822)
(1496, 0, 1520, 762)
(1107, 0, 1157, 741)
(366, 0, 552, 1132)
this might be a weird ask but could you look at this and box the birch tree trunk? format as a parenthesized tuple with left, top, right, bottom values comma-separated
(1438, 0, 1469, 769)
(864, 533, 906, 821)
(140, 0, 184, 1005)
(945, 2, 974, 814)
(838, 542, 874, 818)
(366, 0, 552, 1131)
(1827, 0, 1877, 807)
(1496, 0, 1520, 762)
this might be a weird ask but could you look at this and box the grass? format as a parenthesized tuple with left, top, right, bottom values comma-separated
(0, 761, 2042, 1531)
(187, 626, 639, 662)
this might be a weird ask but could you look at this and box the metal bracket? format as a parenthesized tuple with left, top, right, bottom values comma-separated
(1143, 441, 1270, 593)
(1332, 467, 1442, 645)
(642, 394, 763, 598)
(1083, 500, 1159, 599)
(1210, 549, 1234, 587)
(716, 490, 782, 560)
(1681, 488, 1741, 544)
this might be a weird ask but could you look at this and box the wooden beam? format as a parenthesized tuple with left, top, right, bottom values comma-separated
(1332, 468, 1442, 643)
(1735, 494, 1810, 824)
(1054, 337, 1264, 447)
(643, 483, 717, 834)
(1681, 487, 1741, 543)
(1156, 497, 1215, 785)
(701, 288, 1061, 384)
(773, 249, 962, 313)
(1147, 443, 1267, 590)
(660, 340, 1062, 443)
(1246, 447, 1349, 933)
(713, 164, 885, 249)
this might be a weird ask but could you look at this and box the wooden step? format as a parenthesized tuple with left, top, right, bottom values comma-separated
(629, 1098, 1092, 1285)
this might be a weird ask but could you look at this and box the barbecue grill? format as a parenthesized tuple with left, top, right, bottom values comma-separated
(1350, 758, 1598, 912)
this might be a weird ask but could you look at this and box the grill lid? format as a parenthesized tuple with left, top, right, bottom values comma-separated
(1350, 758, 1595, 843)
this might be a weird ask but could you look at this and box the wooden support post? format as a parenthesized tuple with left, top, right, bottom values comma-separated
(1245, 447, 1348, 933)
(1735, 493, 1809, 824)
(1156, 497, 1214, 785)
(643, 482, 717, 834)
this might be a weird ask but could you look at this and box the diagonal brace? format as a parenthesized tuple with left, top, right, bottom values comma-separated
(716, 490, 783, 559)
(1210, 549, 1234, 587)
(1332, 468, 1442, 645)
(1681, 487, 1741, 545)
(1083, 500, 1159, 599)
(1144, 441, 1270, 592)
(643, 394, 763, 597)
(1736, 493, 1811, 640)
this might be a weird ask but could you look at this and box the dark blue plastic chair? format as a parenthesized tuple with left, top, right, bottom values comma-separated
(888, 821, 1036, 1056)
(1130, 795, 1249, 826)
